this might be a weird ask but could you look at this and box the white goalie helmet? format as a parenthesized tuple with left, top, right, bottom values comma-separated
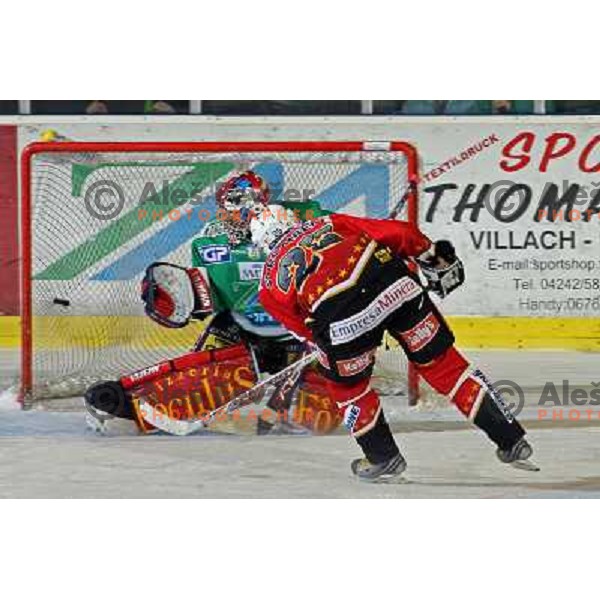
(250, 204, 297, 253)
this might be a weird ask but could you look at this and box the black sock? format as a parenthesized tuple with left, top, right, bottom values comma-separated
(355, 412, 399, 464)
(473, 394, 525, 450)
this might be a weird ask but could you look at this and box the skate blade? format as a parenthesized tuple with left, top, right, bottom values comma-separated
(510, 459, 540, 472)
(267, 427, 311, 436)
(377, 474, 410, 484)
(360, 470, 409, 484)
(356, 475, 409, 484)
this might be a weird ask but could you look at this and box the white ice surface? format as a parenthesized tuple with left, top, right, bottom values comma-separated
(1, 422, 600, 498)
(1, 348, 600, 498)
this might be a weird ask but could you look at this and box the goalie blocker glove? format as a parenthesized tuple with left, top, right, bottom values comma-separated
(417, 239, 465, 298)
(141, 262, 214, 328)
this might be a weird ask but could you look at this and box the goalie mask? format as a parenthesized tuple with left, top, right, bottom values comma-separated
(216, 171, 270, 245)
(250, 204, 298, 254)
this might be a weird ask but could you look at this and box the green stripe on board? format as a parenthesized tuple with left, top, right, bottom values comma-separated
(36, 162, 234, 280)
(71, 162, 220, 197)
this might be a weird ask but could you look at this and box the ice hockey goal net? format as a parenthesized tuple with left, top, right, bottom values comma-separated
(20, 141, 420, 408)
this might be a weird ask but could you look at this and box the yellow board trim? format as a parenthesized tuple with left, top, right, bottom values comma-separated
(0, 317, 21, 348)
(0, 316, 203, 349)
(447, 317, 600, 352)
(1, 316, 600, 351)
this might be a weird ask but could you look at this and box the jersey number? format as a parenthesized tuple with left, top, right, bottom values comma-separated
(276, 224, 342, 293)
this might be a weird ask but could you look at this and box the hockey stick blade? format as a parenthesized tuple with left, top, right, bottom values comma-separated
(137, 350, 317, 436)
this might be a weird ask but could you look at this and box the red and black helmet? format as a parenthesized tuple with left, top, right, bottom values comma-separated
(216, 170, 270, 209)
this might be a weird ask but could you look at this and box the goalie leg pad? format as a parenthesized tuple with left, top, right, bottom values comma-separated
(295, 367, 343, 434)
(87, 344, 256, 434)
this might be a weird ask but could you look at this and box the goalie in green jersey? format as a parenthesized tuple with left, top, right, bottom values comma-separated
(85, 171, 337, 435)
(190, 170, 324, 358)
(186, 171, 329, 434)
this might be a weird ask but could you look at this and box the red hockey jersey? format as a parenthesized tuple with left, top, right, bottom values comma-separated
(259, 214, 432, 341)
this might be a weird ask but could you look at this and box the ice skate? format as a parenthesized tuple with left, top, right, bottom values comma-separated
(351, 452, 407, 483)
(257, 416, 310, 436)
(496, 437, 539, 471)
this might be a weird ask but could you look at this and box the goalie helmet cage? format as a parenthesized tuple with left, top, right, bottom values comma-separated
(20, 140, 421, 409)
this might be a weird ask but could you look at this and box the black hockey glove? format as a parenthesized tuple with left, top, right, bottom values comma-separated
(417, 240, 465, 298)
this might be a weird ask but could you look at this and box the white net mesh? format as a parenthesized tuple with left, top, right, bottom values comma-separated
(23, 145, 418, 406)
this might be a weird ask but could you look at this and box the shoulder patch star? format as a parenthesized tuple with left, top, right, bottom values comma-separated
(286, 261, 299, 276)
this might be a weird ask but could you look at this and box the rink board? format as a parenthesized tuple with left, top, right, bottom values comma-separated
(3, 315, 600, 351)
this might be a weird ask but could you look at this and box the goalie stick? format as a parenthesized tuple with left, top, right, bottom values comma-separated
(388, 179, 417, 220)
(136, 350, 318, 436)
(138, 181, 417, 435)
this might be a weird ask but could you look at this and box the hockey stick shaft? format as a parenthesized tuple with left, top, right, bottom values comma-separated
(192, 315, 216, 351)
(388, 180, 417, 220)
(137, 350, 317, 436)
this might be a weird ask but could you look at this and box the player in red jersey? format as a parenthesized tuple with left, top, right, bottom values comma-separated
(252, 210, 537, 481)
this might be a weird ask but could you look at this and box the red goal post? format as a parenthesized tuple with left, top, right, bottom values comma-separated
(20, 140, 420, 407)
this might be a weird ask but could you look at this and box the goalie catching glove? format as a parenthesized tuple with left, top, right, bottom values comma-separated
(417, 240, 465, 298)
(141, 262, 213, 328)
